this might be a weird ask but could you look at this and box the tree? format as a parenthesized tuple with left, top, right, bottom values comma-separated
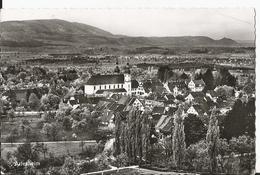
(79, 140, 85, 153)
(24, 160, 37, 175)
(179, 72, 189, 80)
(202, 68, 215, 90)
(219, 68, 236, 87)
(245, 97, 255, 137)
(34, 142, 48, 160)
(20, 119, 30, 133)
(60, 156, 80, 175)
(115, 153, 129, 167)
(24, 126, 33, 141)
(47, 167, 61, 175)
(221, 99, 247, 140)
(194, 72, 203, 80)
(140, 112, 152, 162)
(229, 135, 255, 154)
(17, 71, 27, 81)
(19, 99, 28, 109)
(41, 94, 61, 110)
(7, 109, 15, 121)
(206, 106, 219, 173)
(157, 66, 173, 83)
(41, 122, 61, 141)
(184, 114, 207, 147)
(28, 93, 40, 111)
(15, 143, 39, 162)
(114, 109, 152, 164)
(172, 104, 186, 169)
(63, 117, 72, 131)
(186, 140, 209, 171)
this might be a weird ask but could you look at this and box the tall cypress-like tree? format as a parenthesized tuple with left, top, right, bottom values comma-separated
(114, 112, 121, 156)
(114, 109, 152, 164)
(206, 106, 219, 173)
(141, 112, 152, 162)
(202, 68, 215, 90)
(172, 104, 186, 169)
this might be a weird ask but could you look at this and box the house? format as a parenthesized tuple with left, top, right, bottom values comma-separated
(118, 95, 145, 111)
(168, 80, 187, 96)
(185, 92, 206, 103)
(186, 104, 209, 117)
(144, 98, 164, 110)
(64, 96, 79, 107)
(152, 106, 166, 115)
(84, 73, 131, 96)
(131, 80, 146, 96)
(188, 79, 205, 92)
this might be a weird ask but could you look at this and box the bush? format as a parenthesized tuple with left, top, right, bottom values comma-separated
(229, 135, 255, 154)
(114, 153, 129, 167)
(79, 146, 99, 159)
(186, 140, 209, 172)
(47, 167, 61, 175)
(79, 161, 99, 174)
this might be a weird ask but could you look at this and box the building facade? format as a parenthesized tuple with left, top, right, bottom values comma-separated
(84, 73, 131, 96)
(188, 79, 205, 92)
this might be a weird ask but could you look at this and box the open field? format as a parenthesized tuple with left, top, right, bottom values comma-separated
(1, 117, 43, 142)
(1, 140, 97, 160)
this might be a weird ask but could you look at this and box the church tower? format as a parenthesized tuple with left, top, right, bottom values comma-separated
(124, 63, 131, 95)
(114, 59, 120, 73)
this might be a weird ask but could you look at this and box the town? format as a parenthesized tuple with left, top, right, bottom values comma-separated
(0, 47, 256, 174)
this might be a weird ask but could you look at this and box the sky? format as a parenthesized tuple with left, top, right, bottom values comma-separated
(0, 8, 255, 40)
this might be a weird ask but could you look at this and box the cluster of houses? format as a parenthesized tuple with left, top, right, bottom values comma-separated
(63, 69, 253, 140)
(1, 63, 255, 142)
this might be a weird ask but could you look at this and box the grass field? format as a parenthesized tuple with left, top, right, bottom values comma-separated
(1, 115, 93, 143)
(1, 117, 43, 142)
(1, 140, 97, 160)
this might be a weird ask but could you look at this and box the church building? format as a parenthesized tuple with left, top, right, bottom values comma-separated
(84, 73, 131, 96)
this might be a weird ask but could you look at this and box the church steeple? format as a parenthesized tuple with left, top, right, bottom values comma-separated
(124, 62, 131, 74)
(114, 59, 120, 73)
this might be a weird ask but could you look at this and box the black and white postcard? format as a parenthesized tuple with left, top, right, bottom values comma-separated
(0, 7, 257, 175)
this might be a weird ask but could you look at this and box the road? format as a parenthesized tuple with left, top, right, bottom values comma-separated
(136, 168, 200, 175)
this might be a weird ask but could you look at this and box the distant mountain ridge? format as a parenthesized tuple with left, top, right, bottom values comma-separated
(0, 19, 240, 48)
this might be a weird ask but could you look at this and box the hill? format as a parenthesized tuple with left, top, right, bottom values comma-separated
(0, 19, 239, 48)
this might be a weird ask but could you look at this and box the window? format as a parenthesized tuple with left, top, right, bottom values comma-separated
(109, 85, 110, 89)
(118, 84, 120, 88)
(121, 84, 123, 88)
(100, 85, 101, 89)
(94, 86, 96, 90)
(113, 85, 115, 89)
(105, 85, 106, 89)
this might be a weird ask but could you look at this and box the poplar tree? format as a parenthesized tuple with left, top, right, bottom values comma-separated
(114, 109, 152, 164)
(206, 106, 220, 173)
(172, 104, 186, 169)
(141, 112, 152, 162)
